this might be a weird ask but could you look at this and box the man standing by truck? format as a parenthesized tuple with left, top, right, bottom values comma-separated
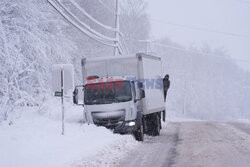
(163, 74, 170, 102)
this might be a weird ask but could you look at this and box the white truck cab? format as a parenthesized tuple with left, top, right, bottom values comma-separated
(83, 76, 144, 133)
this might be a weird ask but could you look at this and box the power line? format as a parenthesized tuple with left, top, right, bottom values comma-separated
(152, 42, 250, 64)
(55, 0, 117, 42)
(128, 38, 250, 64)
(120, 36, 129, 54)
(70, 0, 118, 32)
(49, 0, 128, 54)
(234, 0, 250, 4)
(48, 0, 118, 48)
(97, 0, 116, 14)
(151, 18, 250, 40)
(70, 0, 128, 53)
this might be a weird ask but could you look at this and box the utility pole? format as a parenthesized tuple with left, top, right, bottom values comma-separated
(183, 75, 187, 115)
(138, 40, 151, 54)
(114, 0, 120, 55)
(61, 69, 65, 135)
(145, 40, 150, 54)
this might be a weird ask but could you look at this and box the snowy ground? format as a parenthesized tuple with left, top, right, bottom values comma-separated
(118, 122, 250, 167)
(0, 98, 138, 167)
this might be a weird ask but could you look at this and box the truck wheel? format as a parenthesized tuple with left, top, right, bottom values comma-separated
(133, 124, 144, 141)
(152, 114, 160, 136)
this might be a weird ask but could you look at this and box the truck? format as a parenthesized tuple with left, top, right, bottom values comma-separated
(73, 53, 166, 141)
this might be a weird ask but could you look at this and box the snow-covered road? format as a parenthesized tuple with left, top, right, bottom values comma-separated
(118, 122, 250, 167)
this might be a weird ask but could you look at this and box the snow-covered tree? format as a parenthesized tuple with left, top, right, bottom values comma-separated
(0, 0, 77, 120)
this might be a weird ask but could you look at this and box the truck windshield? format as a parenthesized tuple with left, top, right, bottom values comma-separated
(84, 81, 132, 105)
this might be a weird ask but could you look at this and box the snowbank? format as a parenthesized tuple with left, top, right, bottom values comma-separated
(0, 98, 137, 167)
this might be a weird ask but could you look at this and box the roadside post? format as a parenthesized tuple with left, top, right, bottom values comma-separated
(52, 64, 74, 135)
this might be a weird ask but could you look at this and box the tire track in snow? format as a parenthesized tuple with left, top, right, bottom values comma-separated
(118, 122, 181, 167)
(229, 122, 250, 135)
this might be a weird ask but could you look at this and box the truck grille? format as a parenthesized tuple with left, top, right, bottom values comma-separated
(92, 110, 125, 128)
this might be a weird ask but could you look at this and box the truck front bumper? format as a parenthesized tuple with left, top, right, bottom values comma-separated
(92, 113, 137, 134)
(94, 120, 137, 134)
(113, 121, 137, 134)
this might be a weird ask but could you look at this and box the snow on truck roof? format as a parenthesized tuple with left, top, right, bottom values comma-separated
(81, 53, 161, 64)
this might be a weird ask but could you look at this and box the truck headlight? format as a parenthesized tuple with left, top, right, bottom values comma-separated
(126, 121, 136, 126)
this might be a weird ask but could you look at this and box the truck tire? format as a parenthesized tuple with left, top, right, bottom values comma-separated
(152, 114, 160, 136)
(133, 124, 144, 141)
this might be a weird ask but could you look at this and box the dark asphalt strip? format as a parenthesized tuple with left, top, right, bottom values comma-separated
(164, 124, 181, 167)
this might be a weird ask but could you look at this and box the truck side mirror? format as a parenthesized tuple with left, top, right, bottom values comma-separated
(73, 85, 85, 105)
(140, 89, 145, 99)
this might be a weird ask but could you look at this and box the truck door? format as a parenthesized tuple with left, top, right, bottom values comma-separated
(73, 85, 85, 105)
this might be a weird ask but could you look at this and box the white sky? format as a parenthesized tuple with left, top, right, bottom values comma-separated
(145, 0, 250, 70)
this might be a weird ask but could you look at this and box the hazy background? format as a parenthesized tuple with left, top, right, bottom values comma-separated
(146, 0, 250, 71)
